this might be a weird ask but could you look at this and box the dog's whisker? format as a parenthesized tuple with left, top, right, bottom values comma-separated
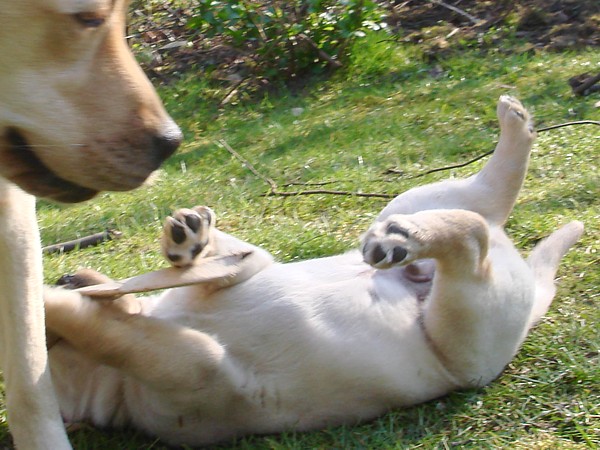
(17, 144, 87, 148)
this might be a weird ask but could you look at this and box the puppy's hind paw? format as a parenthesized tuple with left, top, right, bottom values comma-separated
(55, 268, 112, 289)
(497, 95, 534, 138)
(161, 206, 216, 267)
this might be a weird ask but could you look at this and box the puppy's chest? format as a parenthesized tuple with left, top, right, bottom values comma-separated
(370, 265, 433, 305)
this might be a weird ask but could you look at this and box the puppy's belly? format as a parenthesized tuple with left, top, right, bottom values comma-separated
(49, 342, 129, 427)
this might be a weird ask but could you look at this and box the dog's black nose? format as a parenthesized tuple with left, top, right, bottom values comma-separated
(152, 128, 182, 161)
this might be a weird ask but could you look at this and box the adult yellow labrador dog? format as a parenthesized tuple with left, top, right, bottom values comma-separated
(0, 0, 181, 448)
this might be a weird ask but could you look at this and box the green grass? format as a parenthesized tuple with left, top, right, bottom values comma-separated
(2, 32, 598, 448)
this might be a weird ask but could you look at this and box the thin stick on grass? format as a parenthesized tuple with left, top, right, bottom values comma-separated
(427, 0, 482, 25)
(388, 120, 600, 179)
(42, 230, 122, 254)
(218, 139, 394, 199)
(217, 140, 278, 192)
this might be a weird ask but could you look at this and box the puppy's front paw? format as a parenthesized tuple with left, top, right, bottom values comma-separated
(361, 216, 423, 269)
(161, 206, 216, 267)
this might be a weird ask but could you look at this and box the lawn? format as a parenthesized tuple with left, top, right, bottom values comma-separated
(1, 31, 598, 448)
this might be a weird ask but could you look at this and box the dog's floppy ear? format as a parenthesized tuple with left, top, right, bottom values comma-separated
(75, 252, 252, 298)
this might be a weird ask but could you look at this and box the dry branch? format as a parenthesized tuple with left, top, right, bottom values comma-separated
(427, 0, 482, 25)
(43, 230, 122, 254)
(569, 72, 600, 96)
(218, 139, 393, 199)
(297, 33, 343, 69)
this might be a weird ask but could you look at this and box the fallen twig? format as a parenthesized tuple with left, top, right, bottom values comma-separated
(536, 120, 600, 132)
(217, 140, 278, 191)
(298, 33, 343, 69)
(387, 120, 600, 179)
(218, 139, 393, 198)
(427, 0, 482, 25)
(386, 149, 494, 179)
(218, 77, 246, 108)
(43, 230, 122, 254)
(284, 180, 340, 187)
(569, 72, 600, 96)
(262, 189, 394, 199)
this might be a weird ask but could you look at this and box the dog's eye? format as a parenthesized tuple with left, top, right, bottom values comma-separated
(73, 12, 106, 28)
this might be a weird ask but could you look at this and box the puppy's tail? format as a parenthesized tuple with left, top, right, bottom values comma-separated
(527, 221, 584, 327)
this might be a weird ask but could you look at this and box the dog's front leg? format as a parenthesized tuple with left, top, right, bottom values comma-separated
(0, 181, 71, 449)
(362, 209, 529, 387)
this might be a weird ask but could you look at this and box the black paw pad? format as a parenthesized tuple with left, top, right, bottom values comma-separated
(386, 224, 410, 238)
(370, 244, 387, 265)
(55, 273, 99, 289)
(184, 213, 201, 233)
(55, 274, 76, 287)
(391, 246, 408, 264)
(191, 244, 202, 259)
(170, 221, 187, 244)
(167, 253, 182, 263)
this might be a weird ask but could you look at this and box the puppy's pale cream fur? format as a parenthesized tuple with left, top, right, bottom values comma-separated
(45, 97, 583, 447)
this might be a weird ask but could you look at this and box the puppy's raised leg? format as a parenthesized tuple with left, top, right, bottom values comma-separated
(0, 183, 71, 449)
(362, 209, 532, 386)
(378, 96, 535, 225)
(161, 206, 274, 287)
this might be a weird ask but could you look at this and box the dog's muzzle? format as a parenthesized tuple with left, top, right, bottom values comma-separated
(0, 127, 181, 203)
(1, 127, 98, 202)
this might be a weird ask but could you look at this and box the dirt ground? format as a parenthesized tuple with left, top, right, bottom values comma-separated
(129, 1, 599, 88)
(388, 0, 599, 50)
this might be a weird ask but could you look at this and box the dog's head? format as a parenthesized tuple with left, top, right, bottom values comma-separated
(0, 0, 182, 202)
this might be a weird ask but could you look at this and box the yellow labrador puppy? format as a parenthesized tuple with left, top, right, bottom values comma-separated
(0, 0, 180, 448)
(45, 97, 583, 446)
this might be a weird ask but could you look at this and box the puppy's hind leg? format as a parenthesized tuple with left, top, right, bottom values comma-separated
(377, 96, 535, 225)
(469, 96, 536, 225)
(44, 288, 235, 393)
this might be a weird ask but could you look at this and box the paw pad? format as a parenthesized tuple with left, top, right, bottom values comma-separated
(387, 223, 410, 238)
(392, 246, 408, 263)
(361, 215, 423, 269)
(170, 221, 187, 244)
(161, 206, 216, 267)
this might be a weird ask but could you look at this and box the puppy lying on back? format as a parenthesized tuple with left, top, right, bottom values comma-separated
(44, 97, 583, 446)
